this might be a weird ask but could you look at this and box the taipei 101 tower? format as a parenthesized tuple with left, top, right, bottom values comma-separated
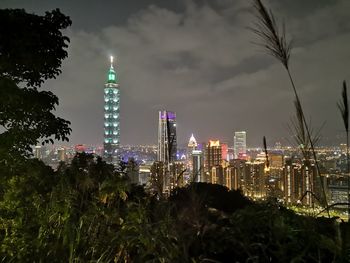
(103, 56, 120, 163)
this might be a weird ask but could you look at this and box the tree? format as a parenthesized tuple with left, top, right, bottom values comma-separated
(0, 8, 72, 159)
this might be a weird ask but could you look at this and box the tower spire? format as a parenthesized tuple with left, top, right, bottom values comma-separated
(110, 55, 114, 69)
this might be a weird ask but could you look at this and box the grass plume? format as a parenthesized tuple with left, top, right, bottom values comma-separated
(251, 0, 291, 69)
(263, 136, 269, 169)
(338, 81, 349, 133)
(251, 0, 329, 215)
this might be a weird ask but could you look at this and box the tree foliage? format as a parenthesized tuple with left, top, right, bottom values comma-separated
(0, 8, 72, 159)
(0, 153, 347, 262)
(0, 8, 71, 87)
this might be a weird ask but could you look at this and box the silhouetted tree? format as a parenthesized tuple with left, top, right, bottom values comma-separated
(0, 8, 72, 160)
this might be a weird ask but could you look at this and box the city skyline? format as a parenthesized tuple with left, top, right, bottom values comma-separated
(2, 0, 350, 146)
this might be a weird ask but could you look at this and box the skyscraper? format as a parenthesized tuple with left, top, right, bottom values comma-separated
(234, 131, 247, 159)
(187, 133, 198, 172)
(192, 150, 204, 182)
(205, 140, 222, 168)
(103, 56, 120, 163)
(205, 140, 222, 183)
(157, 110, 177, 163)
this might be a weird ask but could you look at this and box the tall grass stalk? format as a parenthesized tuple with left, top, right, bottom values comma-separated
(337, 81, 349, 221)
(251, 0, 329, 216)
(263, 136, 269, 170)
(290, 99, 324, 208)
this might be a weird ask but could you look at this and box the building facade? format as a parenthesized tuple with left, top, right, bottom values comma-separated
(192, 150, 204, 182)
(103, 56, 120, 163)
(157, 111, 177, 163)
(205, 140, 222, 183)
(234, 131, 247, 159)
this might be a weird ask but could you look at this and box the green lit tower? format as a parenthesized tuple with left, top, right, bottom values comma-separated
(103, 56, 120, 163)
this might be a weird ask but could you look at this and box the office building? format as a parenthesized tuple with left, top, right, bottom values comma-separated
(157, 111, 177, 163)
(245, 161, 266, 198)
(187, 133, 198, 172)
(103, 56, 120, 163)
(234, 131, 247, 159)
(34, 145, 43, 160)
(192, 150, 204, 182)
(205, 140, 222, 183)
(57, 147, 66, 162)
(188, 134, 198, 152)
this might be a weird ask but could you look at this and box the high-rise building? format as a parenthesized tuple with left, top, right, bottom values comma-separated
(187, 133, 198, 172)
(192, 150, 204, 182)
(57, 147, 66, 162)
(103, 56, 120, 163)
(234, 131, 247, 159)
(205, 140, 222, 183)
(188, 134, 198, 159)
(221, 143, 228, 161)
(205, 140, 222, 168)
(245, 161, 266, 198)
(157, 111, 177, 163)
(34, 145, 43, 159)
(283, 159, 320, 206)
(188, 134, 198, 151)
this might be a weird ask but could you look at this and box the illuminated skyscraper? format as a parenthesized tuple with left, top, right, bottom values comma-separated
(34, 146, 43, 160)
(188, 134, 198, 152)
(192, 150, 204, 182)
(234, 131, 246, 159)
(205, 140, 222, 168)
(157, 111, 177, 163)
(187, 133, 198, 172)
(103, 56, 120, 163)
(205, 140, 222, 183)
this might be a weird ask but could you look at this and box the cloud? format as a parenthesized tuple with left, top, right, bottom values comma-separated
(44, 0, 350, 147)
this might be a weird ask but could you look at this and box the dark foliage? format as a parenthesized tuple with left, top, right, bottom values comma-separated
(0, 154, 347, 262)
(170, 182, 252, 214)
(0, 8, 72, 159)
(0, 8, 71, 87)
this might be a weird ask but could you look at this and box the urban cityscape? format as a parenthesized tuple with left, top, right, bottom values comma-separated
(32, 57, 349, 215)
(2, 0, 350, 261)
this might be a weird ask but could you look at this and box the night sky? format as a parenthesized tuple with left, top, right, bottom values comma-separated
(2, 0, 350, 147)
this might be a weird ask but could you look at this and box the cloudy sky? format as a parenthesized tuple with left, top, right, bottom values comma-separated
(2, 0, 350, 147)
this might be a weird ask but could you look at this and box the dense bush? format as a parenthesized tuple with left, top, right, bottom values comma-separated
(0, 153, 347, 262)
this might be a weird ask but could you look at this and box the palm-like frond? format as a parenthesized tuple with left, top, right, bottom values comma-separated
(338, 81, 349, 132)
(251, 0, 292, 69)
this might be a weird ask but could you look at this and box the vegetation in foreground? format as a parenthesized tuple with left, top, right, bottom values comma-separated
(0, 153, 349, 262)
